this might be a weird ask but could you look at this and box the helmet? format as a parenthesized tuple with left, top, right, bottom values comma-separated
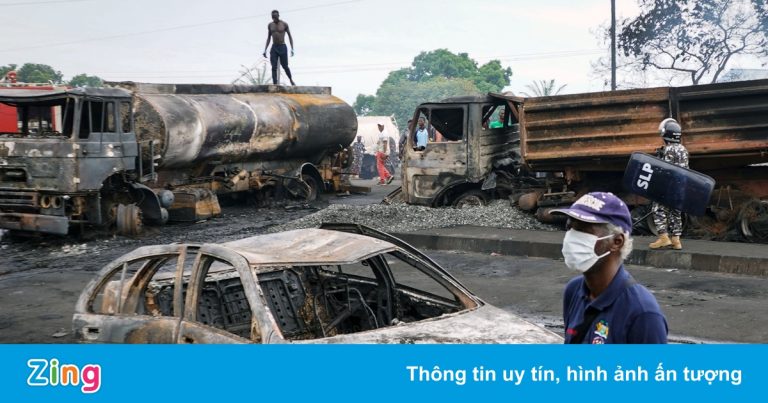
(658, 118, 682, 143)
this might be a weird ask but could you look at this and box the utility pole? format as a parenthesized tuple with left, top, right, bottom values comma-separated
(611, 0, 617, 90)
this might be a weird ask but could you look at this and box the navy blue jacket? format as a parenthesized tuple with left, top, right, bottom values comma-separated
(563, 265, 668, 344)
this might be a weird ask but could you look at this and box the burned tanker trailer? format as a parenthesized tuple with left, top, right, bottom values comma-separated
(0, 83, 357, 237)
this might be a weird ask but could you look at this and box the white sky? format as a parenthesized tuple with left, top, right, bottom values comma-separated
(0, 0, 672, 104)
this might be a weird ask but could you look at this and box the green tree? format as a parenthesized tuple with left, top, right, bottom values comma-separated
(615, 0, 768, 84)
(408, 49, 479, 81)
(69, 73, 103, 87)
(17, 63, 64, 84)
(353, 94, 375, 116)
(373, 77, 480, 129)
(0, 64, 18, 78)
(364, 49, 511, 126)
(474, 60, 511, 93)
(520, 80, 567, 97)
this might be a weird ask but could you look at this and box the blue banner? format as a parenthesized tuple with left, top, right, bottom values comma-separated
(1, 345, 764, 402)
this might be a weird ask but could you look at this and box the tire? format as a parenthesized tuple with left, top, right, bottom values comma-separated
(452, 190, 487, 209)
(116, 203, 143, 237)
(301, 174, 319, 202)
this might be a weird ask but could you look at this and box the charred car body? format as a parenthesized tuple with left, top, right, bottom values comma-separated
(0, 83, 359, 236)
(399, 79, 768, 240)
(72, 224, 562, 344)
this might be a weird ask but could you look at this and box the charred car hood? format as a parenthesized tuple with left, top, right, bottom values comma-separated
(294, 304, 563, 344)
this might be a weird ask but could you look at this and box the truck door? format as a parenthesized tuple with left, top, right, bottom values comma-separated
(403, 105, 468, 206)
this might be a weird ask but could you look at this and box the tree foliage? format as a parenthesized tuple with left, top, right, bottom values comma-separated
(0, 64, 18, 78)
(1, 63, 103, 86)
(615, 0, 768, 85)
(520, 80, 567, 97)
(354, 49, 512, 127)
(17, 63, 64, 84)
(353, 94, 375, 116)
(373, 77, 479, 129)
(69, 74, 103, 87)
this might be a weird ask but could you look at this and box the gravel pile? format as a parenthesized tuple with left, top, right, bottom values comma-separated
(269, 200, 559, 234)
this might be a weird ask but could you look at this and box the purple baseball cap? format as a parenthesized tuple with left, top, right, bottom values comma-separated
(551, 192, 632, 234)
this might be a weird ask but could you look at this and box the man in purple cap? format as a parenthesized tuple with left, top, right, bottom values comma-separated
(552, 192, 668, 344)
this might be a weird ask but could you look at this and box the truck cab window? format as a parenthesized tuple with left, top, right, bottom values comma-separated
(80, 101, 116, 138)
(3, 101, 71, 137)
(482, 105, 507, 129)
(104, 101, 116, 133)
(79, 101, 91, 138)
(429, 108, 464, 142)
(120, 101, 132, 134)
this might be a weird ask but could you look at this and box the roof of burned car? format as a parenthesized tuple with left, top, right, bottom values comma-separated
(221, 228, 398, 267)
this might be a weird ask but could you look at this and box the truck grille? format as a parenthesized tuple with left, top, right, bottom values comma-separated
(0, 191, 37, 208)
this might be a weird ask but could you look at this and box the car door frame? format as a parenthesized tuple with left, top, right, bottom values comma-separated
(318, 223, 481, 308)
(175, 244, 279, 344)
(73, 244, 193, 343)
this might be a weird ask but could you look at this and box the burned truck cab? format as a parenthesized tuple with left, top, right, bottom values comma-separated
(401, 93, 524, 208)
(0, 87, 139, 235)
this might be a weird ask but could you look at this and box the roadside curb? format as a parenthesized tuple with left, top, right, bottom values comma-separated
(392, 226, 768, 277)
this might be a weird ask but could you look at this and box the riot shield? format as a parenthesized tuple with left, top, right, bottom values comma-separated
(622, 152, 715, 216)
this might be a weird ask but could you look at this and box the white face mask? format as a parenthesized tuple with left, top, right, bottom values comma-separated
(562, 229, 614, 273)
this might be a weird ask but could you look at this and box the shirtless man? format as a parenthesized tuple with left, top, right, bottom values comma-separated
(262, 10, 296, 85)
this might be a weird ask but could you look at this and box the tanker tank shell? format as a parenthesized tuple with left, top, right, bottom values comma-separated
(132, 92, 357, 170)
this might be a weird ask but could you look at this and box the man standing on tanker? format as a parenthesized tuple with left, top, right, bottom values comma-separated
(649, 118, 689, 250)
(262, 10, 296, 86)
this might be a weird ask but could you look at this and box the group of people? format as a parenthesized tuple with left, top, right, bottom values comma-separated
(347, 123, 400, 184)
(551, 117, 689, 344)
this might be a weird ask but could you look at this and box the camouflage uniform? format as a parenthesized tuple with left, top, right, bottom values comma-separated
(351, 141, 365, 176)
(652, 143, 689, 236)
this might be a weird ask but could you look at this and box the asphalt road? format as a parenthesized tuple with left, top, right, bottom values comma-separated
(425, 250, 768, 343)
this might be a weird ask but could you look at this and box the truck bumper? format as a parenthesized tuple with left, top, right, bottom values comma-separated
(0, 212, 69, 235)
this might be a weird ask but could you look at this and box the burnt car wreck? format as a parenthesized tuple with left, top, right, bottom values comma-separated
(73, 224, 562, 344)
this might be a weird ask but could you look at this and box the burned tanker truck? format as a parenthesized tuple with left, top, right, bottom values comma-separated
(0, 83, 358, 236)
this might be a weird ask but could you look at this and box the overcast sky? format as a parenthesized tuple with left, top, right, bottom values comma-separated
(1, 0, 656, 104)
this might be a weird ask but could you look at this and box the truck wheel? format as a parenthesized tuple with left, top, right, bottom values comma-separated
(739, 199, 768, 242)
(300, 174, 319, 202)
(116, 204, 143, 237)
(452, 190, 487, 209)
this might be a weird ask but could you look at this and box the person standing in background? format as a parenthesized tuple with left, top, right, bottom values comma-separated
(649, 118, 689, 250)
(351, 136, 365, 178)
(375, 123, 393, 185)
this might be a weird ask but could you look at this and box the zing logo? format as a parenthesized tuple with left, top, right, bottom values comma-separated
(27, 358, 101, 394)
